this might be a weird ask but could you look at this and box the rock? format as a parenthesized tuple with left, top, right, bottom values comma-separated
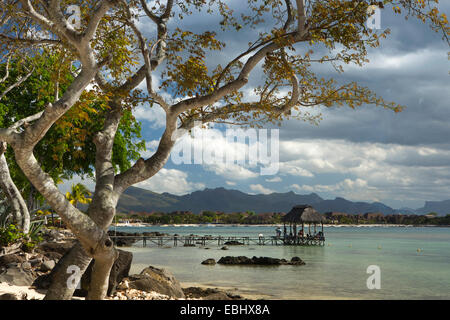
(29, 258, 43, 267)
(0, 254, 25, 268)
(221, 246, 229, 250)
(32, 273, 53, 290)
(217, 256, 306, 266)
(40, 260, 56, 272)
(21, 261, 32, 270)
(224, 241, 244, 246)
(126, 266, 185, 299)
(0, 293, 22, 300)
(290, 257, 305, 265)
(0, 266, 36, 286)
(37, 241, 74, 255)
(217, 256, 253, 265)
(183, 243, 195, 247)
(77, 249, 133, 297)
(201, 259, 216, 265)
(182, 287, 243, 300)
(43, 252, 63, 261)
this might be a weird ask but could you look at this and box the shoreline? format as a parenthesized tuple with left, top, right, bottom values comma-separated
(112, 223, 450, 228)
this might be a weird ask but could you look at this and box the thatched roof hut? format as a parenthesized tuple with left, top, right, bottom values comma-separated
(282, 205, 326, 223)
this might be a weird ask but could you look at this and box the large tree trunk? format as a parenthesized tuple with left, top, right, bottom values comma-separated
(45, 107, 123, 300)
(44, 242, 92, 300)
(0, 142, 30, 233)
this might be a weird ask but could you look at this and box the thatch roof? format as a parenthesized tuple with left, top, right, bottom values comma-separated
(282, 205, 326, 223)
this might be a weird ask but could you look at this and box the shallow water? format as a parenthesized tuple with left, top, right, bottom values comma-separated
(113, 225, 450, 299)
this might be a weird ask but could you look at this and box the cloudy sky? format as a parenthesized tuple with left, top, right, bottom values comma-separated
(64, 1, 450, 210)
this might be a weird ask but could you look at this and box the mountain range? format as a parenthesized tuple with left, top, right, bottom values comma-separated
(117, 186, 450, 216)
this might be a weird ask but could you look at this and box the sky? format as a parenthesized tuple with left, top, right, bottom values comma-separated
(62, 1, 450, 210)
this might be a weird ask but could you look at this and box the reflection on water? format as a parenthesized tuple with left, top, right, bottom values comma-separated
(115, 225, 450, 299)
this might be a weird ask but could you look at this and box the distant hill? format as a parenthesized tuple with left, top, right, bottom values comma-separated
(117, 187, 324, 214)
(416, 200, 450, 215)
(116, 186, 446, 215)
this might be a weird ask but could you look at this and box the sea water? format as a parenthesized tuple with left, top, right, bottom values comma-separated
(113, 225, 450, 299)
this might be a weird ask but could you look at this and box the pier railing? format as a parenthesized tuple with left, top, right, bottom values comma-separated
(110, 235, 325, 247)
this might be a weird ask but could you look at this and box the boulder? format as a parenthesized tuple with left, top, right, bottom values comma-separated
(28, 258, 43, 267)
(0, 266, 36, 286)
(126, 266, 185, 299)
(201, 259, 216, 265)
(217, 256, 253, 265)
(217, 256, 306, 266)
(0, 254, 25, 268)
(43, 252, 63, 261)
(40, 260, 56, 272)
(32, 273, 53, 290)
(223, 241, 244, 246)
(290, 257, 305, 265)
(21, 261, 32, 270)
(220, 246, 229, 250)
(37, 241, 74, 255)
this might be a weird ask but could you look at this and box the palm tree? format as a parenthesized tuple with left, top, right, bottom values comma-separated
(65, 183, 92, 209)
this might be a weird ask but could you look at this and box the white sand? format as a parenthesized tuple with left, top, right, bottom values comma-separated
(0, 282, 45, 300)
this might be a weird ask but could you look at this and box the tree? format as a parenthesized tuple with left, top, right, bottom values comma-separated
(65, 183, 92, 209)
(0, 0, 448, 300)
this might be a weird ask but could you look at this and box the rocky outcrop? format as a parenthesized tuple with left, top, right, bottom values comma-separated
(201, 259, 216, 265)
(217, 256, 305, 266)
(124, 266, 185, 299)
(223, 241, 244, 246)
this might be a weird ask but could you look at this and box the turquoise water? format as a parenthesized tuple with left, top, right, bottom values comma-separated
(114, 225, 450, 299)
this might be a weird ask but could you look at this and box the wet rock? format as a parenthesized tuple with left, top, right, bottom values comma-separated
(290, 257, 305, 265)
(217, 256, 306, 266)
(201, 259, 216, 265)
(223, 241, 244, 246)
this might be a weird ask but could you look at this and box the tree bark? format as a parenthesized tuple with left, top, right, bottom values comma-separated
(0, 142, 30, 233)
(44, 242, 92, 300)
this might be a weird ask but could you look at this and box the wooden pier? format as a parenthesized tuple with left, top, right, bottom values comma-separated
(110, 235, 325, 247)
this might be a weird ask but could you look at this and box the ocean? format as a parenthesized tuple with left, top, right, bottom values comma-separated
(112, 225, 450, 299)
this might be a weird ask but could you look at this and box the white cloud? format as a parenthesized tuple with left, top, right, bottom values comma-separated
(134, 103, 166, 129)
(205, 162, 259, 180)
(279, 138, 450, 204)
(266, 176, 282, 183)
(226, 181, 237, 186)
(136, 168, 205, 195)
(250, 184, 275, 195)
